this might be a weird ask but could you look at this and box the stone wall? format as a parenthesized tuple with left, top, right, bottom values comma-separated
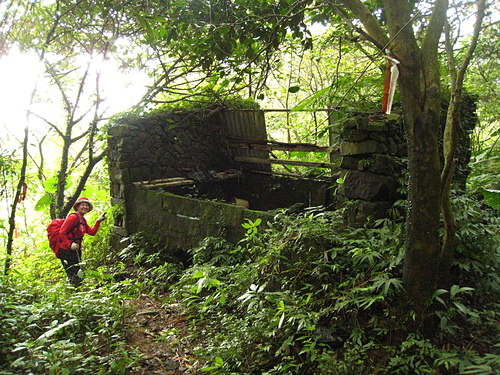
(107, 103, 477, 248)
(107, 110, 235, 248)
(107, 109, 333, 250)
(336, 113, 406, 224)
(107, 108, 407, 250)
(108, 110, 233, 206)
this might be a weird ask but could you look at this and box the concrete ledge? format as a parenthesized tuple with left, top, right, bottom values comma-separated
(126, 186, 271, 251)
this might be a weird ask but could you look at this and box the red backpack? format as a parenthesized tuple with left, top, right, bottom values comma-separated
(47, 213, 80, 258)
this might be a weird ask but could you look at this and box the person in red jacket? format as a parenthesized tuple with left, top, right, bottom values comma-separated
(59, 197, 106, 287)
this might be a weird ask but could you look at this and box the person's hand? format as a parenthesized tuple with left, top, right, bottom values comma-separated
(70, 242, 80, 251)
(97, 213, 107, 222)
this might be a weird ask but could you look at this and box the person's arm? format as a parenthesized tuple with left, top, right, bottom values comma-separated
(84, 220, 101, 236)
(59, 213, 79, 250)
(84, 213, 106, 236)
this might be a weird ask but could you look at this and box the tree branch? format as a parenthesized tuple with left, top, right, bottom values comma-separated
(62, 150, 106, 216)
(421, 0, 449, 61)
(335, 0, 390, 50)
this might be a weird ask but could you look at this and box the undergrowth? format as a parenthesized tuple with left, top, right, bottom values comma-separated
(145, 200, 498, 375)
(0, 276, 143, 375)
(1, 194, 499, 374)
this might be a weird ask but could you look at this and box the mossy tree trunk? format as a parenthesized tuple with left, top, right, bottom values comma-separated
(337, 0, 446, 322)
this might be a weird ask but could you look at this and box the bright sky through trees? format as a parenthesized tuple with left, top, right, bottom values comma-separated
(0, 48, 149, 142)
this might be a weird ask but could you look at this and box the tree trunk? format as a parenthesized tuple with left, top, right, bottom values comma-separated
(4, 0, 62, 274)
(55, 137, 71, 219)
(402, 99, 442, 314)
(439, 0, 486, 289)
(386, 0, 447, 319)
(337, 0, 448, 322)
(4, 127, 29, 275)
(396, 48, 443, 316)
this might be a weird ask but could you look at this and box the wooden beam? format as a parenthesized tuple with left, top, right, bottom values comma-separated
(133, 177, 187, 185)
(133, 177, 195, 188)
(223, 108, 338, 112)
(234, 156, 339, 168)
(250, 170, 337, 180)
(229, 138, 339, 153)
(144, 180, 195, 188)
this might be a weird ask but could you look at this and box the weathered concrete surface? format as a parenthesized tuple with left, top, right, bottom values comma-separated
(127, 185, 271, 251)
(108, 108, 410, 244)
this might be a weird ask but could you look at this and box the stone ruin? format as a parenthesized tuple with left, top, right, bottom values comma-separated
(337, 113, 406, 223)
(107, 107, 407, 252)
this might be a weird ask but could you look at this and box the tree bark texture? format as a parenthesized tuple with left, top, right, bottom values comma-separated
(439, 0, 486, 288)
(338, 0, 449, 317)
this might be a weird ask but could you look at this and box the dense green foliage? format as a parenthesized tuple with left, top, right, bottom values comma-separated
(0, 215, 144, 375)
(171, 206, 498, 374)
(1, 0, 499, 373)
(0, 278, 141, 375)
(1, 192, 498, 374)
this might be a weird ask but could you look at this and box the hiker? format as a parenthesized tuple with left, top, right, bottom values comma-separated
(58, 197, 106, 287)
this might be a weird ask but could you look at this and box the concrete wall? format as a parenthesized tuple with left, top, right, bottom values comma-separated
(107, 108, 407, 250)
(127, 186, 270, 250)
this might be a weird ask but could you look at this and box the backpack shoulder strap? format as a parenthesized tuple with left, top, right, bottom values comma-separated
(67, 212, 83, 230)
(66, 213, 84, 241)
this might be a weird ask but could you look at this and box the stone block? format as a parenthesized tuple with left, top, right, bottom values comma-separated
(107, 149, 123, 161)
(128, 167, 149, 183)
(341, 128, 369, 142)
(133, 148, 153, 160)
(339, 156, 361, 170)
(108, 167, 123, 182)
(340, 140, 387, 155)
(388, 136, 399, 155)
(116, 161, 131, 168)
(369, 132, 388, 144)
(358, 155, 402, 175)
(342, 170, 397, 201)
(343, 118, 359, 129)
(361, 120, 388, 132)
(108, 125, 131, 137)
(120, 141, 141, 153)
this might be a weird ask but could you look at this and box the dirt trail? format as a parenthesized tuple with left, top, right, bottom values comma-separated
(124, 294, 203, 374)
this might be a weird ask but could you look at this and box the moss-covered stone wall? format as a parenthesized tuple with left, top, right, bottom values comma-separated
(107, 101, 477, 248)
(127, 186, 270, 250)
(107, 110, 233, 206)
(107, 108, 335, 250)
(336, 113, 406, 224)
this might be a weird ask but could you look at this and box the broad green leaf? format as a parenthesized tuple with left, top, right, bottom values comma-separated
(35, 193, 52, 211)
(43, 176, 58, 193)
(192, 271, 206, 278)
(482, 189, 500, 209)
(461, 364, 493, 374)
(278, 311, 285, 328)
(452, 301, 479, 317)
(144, 15, 168, 23)
(433, 289, 449, 297)
(291, 87, 331, 112)
(215, 357, 224, 366)
(37, 318, 77, 340)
